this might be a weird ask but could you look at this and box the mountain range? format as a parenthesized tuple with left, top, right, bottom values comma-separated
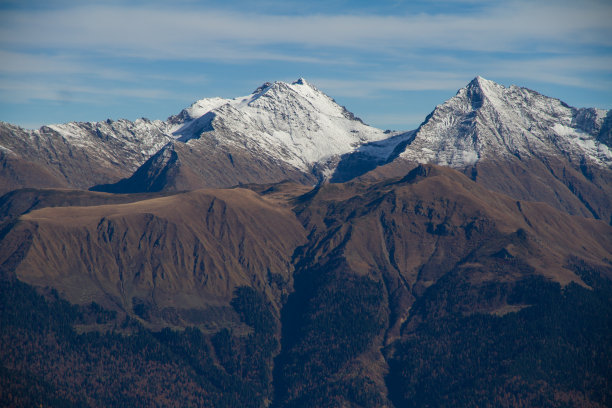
(1, 77, 611, 407)
(2, 76, 610, 220)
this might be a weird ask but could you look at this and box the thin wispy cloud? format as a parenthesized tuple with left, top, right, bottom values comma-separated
(0, 79, 191, 104)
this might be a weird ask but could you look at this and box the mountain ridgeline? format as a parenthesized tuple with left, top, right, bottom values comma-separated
(1, 77, 611, 407)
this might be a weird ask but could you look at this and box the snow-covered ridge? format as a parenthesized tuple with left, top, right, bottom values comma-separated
(45, 119, 172, 167)
(399, 76, 612, 168)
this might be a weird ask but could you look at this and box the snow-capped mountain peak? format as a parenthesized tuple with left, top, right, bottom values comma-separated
(167, 78, 391, 172)
(399, 76, 612, 168)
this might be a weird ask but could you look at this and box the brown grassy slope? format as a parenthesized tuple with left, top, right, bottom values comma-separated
(0, 188, 178, 223)
(1, 163, 610, 406)
(0, 188, 306, 330)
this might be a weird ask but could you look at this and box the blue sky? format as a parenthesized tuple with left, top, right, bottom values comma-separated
(1, 0, 611, 131)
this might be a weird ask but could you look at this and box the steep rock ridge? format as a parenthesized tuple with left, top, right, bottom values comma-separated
(90, 142, 196, 193)
(381, 76, 612, 222)
(3, 76, 611, 220)
(91, 138, 318, 193)
(1, 78, 406, 194)
(0, 119, 172, 193)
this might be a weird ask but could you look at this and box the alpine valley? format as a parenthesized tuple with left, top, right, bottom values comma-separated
(1, 77, 611, 407)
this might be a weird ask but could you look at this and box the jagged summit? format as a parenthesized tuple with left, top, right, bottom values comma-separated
(253, 78, 310, 94)
(381, 76, 612, 222)
(171, 78, 319, 127)
(87, 77, 397, 193)
(3, 75, 611, 219)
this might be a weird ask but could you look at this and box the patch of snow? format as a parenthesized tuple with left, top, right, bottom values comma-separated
(3, 78, 411, 181)
(357, 131, 414, 160)
(462, 150, 479, 165)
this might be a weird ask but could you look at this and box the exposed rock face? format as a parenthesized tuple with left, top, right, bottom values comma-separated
(3, 77, 611, 222)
